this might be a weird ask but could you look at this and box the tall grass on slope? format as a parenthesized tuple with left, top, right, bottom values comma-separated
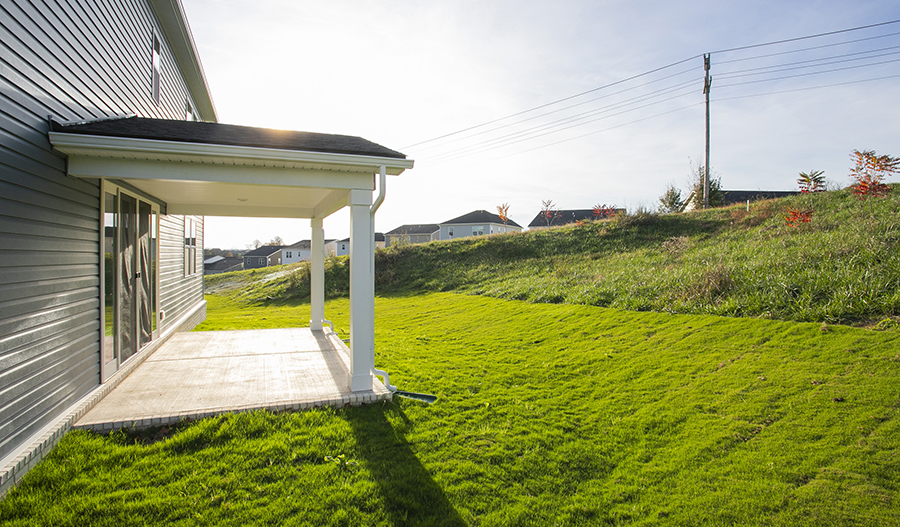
(3, 294, 899, 526)
(203, 186, 900, 326)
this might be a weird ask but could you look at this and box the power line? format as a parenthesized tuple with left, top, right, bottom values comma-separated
(716, 45, 900, 78)
(411, 66, 698, 153)
(400, 55, 700, 150)
(713, 73, 900, 102)
(709, 18, 900, 54)
(716, 57, 900, 88)
(405, 18, 900, 166)
(714, 30, 900, 65)
(426, 80, 700, 162)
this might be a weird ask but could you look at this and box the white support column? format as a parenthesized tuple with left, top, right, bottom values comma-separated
(348, 189, 374, 392)
(309, 217, 325, 331)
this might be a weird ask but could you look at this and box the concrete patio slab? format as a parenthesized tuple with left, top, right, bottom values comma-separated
(75, 328, 391, 431)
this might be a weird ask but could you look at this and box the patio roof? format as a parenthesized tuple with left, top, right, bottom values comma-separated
(48, 116, 413, 218)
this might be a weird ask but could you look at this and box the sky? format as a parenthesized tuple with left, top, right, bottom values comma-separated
(179, 0, 900, 249)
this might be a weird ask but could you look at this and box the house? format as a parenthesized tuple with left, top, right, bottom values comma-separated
(527, 208, 625, 229)
(336, 233, 384, 256)
(204, 256, 243, 275)
(242, 245, 286, 269)
(439, 210, 522, 240)
(1, 0, 413, 496)
(282, 240, 337, 264)
(385, 224, 440, 247)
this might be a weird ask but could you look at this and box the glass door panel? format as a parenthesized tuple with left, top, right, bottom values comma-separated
(138, 201, 152, 348)
(118, 193, 137, 363)
(102, 191, 118, 378)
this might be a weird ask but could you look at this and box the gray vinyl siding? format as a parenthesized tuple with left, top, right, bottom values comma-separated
(0, 0, 207, 462)
(158, 214, 203, 333)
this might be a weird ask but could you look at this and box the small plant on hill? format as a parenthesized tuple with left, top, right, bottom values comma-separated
(849, 149, 897, 200)
(593, 203, 617, 219)
(785, 169, 823, 227)
(687, 162, 724, 209)
(540, 199, 560, 227)
(496, 203, 510, 225)
(797, 169, 825, 193)
(658, 184, 684, 214)
(783, 207, 813, 227)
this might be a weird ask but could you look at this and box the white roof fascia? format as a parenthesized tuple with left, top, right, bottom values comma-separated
(49, 132, 415, 175)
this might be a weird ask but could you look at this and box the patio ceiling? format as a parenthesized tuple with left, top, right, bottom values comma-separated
(49, 116, 414, 218)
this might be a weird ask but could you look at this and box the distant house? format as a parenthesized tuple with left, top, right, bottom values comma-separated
(204, 256, 243, 275)
(681, 190, 801, 212)
(336, 233, 384, 256)
(385, 224, 440, 247)
(439, 210, 522, 240)
(282, 239, 337, 264)
(527, 208, 624, 229)
(243, 245, 285, 269)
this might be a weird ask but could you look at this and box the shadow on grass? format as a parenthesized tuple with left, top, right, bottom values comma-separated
(345, 402, 465, 527)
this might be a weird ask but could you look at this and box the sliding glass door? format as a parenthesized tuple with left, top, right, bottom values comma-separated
(101, 184, 160, 381)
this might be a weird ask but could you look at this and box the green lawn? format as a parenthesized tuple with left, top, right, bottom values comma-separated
(3, 293, 899, 525)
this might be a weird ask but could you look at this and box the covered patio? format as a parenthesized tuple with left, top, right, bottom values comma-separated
(75, 328, 391, 431)
(48, 116, 414, 426)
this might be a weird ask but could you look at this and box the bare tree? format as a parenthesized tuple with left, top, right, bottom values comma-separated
(540, 199, 559, 227)
(270, 235, 284, 246)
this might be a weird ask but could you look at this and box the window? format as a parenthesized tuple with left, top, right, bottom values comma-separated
(448, 227, 454, 237)
(286, 251, 292, 259)
(185, 99, 195, 121)
(151, 34, 161, 104)
(258, 258, 265, 266)
(473, 226, 484, 236)
(183, 217, 196, 276)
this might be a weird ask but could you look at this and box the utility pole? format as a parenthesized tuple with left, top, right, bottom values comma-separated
(703, 53, 712, 209)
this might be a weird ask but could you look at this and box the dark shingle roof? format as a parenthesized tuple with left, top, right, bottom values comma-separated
(386, 224, 440, 236)
(205, 257, 243, 271)
(441, 210, 521, 228)
(527, 208, 625, 228)
(243, 245, 285, 257)
(51, 116, 407, 159)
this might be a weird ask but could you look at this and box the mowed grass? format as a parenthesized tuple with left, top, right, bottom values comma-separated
(3, 293, 899, 526)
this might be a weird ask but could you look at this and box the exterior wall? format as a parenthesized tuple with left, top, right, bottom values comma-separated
(158, 215, 203, 333)
(439, 223, 520, 241)
(0, 0, 209, 466)
(283, 242, 336, 264)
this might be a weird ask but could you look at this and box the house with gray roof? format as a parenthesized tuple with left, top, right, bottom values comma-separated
(385, 224, 440, 247)
(282, 239, 338, 264)
(439, 210, 522, 240)
(337, 233, 384, 255)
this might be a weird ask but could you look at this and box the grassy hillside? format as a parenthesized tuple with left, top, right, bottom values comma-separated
(207, 186, 900, 326)
(4, 294, 899, 525)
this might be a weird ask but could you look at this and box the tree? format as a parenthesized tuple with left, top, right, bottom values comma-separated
(687, 162, 723, 209)
(849, 149, 897, 200)
(496, 203, 510, 225)
(270, 235, 284, 246)
(797, 170, 825, 194)
(657, 184, 684, 214)
(249, 239, 262, 249)
(540, 199, 559, 227)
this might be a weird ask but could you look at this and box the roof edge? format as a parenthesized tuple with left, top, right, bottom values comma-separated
(150, 0, 218, 122)
(48, 132, 415, 173)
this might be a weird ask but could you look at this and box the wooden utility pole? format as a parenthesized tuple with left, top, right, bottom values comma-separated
(703, 53, 712, 209)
